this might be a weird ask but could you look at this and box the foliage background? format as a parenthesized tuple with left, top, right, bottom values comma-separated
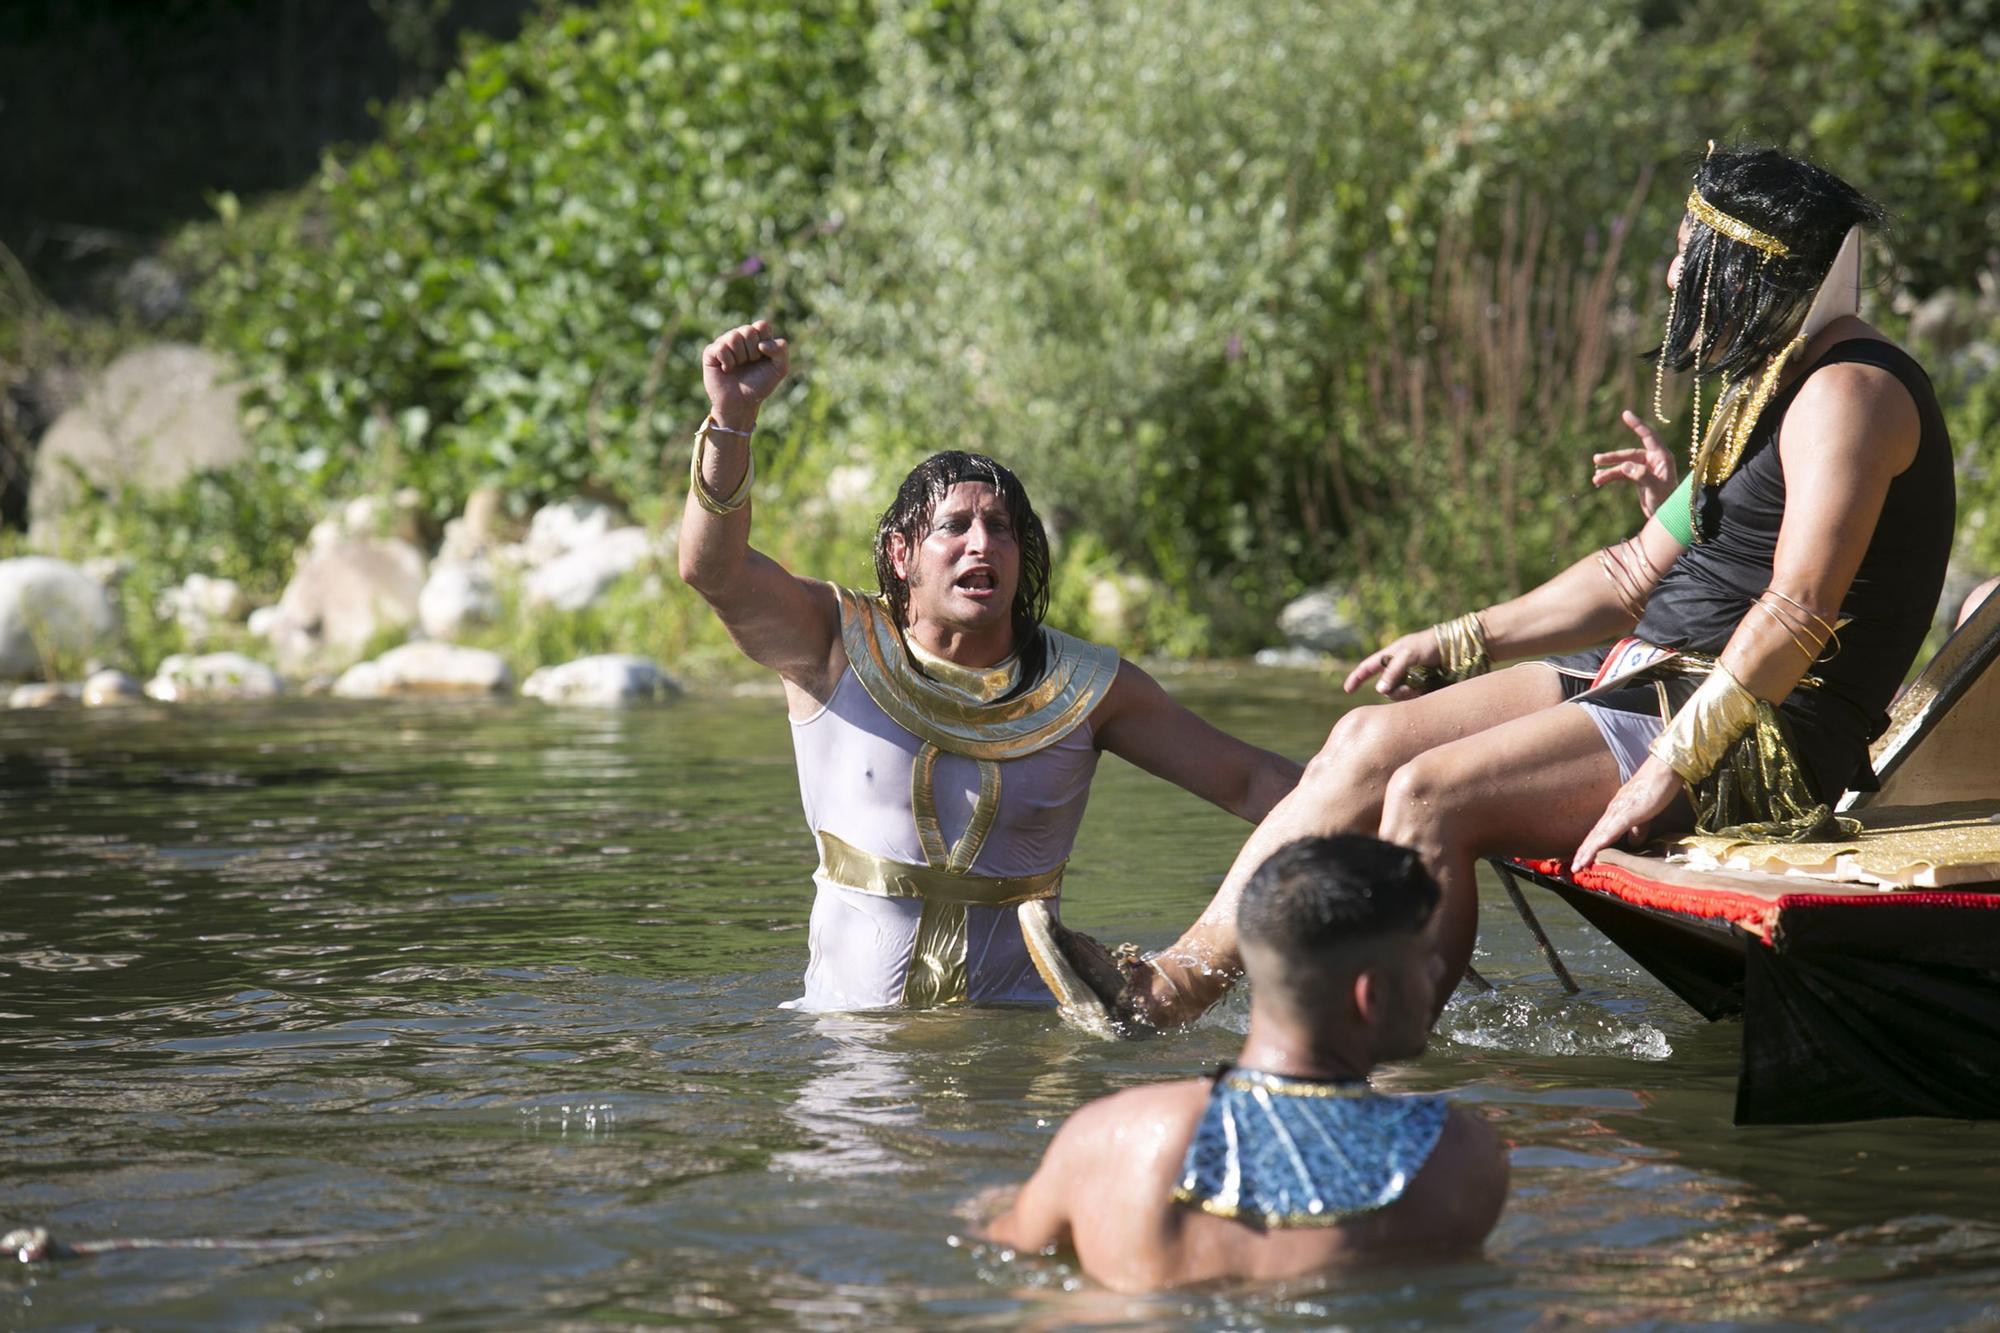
(9, 0, 2000, 672)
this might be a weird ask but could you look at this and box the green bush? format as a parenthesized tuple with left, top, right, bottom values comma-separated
(802, 0, 1675, 644)
(145, 0, 2000, 668)
(183, 0, 878, 511)
(1666, 0, 2000, 300)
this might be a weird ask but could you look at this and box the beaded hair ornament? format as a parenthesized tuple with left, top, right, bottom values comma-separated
(1652, 144, 1861, 539)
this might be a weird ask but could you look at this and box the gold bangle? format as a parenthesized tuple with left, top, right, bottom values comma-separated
(1429, 611, 1490, 683)
(1648, 663, 1760, 785)
(1595, 547, 1648, 621)
(690, 416, 755, 515)
(1746, 597, 1825, 666)
(1759, 587, 1842, 661)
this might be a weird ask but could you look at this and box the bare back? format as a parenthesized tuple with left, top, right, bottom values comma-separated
(992, 1080, 1506, 1293)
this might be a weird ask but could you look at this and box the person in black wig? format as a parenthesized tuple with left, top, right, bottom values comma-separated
(1040, 143, 1956, 1034)
(678, 322, 1302, 1012)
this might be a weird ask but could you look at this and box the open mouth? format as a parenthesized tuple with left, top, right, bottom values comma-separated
(955, 568, 998, 597)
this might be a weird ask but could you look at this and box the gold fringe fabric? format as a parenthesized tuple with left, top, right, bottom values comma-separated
(1609, 650, 1847, 843)
(1686, 699, 1855, 844)
(1670, 801, 2000, 888)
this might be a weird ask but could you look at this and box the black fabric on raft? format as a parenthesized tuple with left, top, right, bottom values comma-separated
(1738, 900, 2000, 1124)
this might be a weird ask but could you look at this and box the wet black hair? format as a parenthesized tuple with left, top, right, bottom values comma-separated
(872, 450, 1052, 689)
(1656, 144, 1887, 386)
(1236, 835, 1440, 965)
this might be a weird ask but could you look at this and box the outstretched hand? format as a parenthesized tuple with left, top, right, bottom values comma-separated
(701, 320, 789, 423)
(1343, 628, 1442, 699)
(1572, 754, 1684, 869)
(1593, 409, 1677, 518)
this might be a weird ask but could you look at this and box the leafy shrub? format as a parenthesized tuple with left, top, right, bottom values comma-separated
(800, 0, 1678, 645)
(184, 0, 878, 511)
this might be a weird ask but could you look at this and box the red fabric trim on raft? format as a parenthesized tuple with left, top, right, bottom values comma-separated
(1775, 890, 2000, 911)
(1512, 860, 2000, 940)
(1514, 856, 1782, 935)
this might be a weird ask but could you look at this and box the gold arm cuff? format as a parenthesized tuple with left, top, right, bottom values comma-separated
(1429, 611, 1490, 683)
(815, 831, 1063, 907)
(1648, 662, 1760, 785)
(689, 418, 754, 515)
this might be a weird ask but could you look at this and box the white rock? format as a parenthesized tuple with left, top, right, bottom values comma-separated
(145, 651, 283, 702)
(264, 538, 427, 674)
(418, 560, 499, 640)
(1085, 571, 1157, 645)
(1276, 587, 1366, 656)
(0, 557, 122, 680)
(82, 555, 130, 589)
(1253, 645, 1329, 669)
(82, 669, 145, 706)
(522, 655, 680, 707)
(509, 498, 622, 569)
(157, 573, 249, 641)
(27, 344, 249, 538)
(524, 526, 654, 611)
(9, 682, 79, 708)
(247, 605, 281, 638)
(307, 489, 426, 552)
(437, 487, 507, 565)
(332, 642, 513, 698)
(825, 463, 878, 508)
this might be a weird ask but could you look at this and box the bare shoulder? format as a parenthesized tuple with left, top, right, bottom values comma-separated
(1093, 657, 1162, 722)
(1387, 1103, 1509, 1254)
(777, 577, 849, 714)
(1068, 1078, 1210, 1138)
(1045, 1079, 1208, 1184)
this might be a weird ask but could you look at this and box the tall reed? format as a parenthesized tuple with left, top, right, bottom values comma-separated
(1326, 170, 1662, 632)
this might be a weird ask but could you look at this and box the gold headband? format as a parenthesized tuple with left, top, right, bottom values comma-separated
(1685, 188, 1790, 258)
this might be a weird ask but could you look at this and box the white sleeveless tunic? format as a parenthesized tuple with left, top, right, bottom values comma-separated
(787, 664, 1103, 1010)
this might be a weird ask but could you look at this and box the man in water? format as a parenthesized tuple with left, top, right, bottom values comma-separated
(985, 834, 1507, 1291)
(677, 321, 1302, 1010)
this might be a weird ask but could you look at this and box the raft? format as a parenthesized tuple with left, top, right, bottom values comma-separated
(1499, 592, 2000, 1125)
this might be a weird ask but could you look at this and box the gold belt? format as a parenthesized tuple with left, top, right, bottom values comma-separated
(815, 831, 1064, 907)
(814, 830, 1065, 1008)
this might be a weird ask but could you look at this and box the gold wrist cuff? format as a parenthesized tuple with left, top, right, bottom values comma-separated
(1648, 662, 1759, 785)
(689, 416, 754, 515)
(1429, 612, 1490, 683)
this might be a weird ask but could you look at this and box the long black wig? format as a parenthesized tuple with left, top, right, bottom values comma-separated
(1656, 145, 1887, 386)
(872, 451, 1053, 692)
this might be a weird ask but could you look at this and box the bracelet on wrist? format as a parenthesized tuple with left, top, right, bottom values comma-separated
(1648, 662, 1759, 785)
(1428, 611, 1491, 684)
(689, 415, 755, 515)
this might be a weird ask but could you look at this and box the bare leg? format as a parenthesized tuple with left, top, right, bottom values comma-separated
(1121, 663, 1569, 1025)
(1376, 702, 1623, 1015)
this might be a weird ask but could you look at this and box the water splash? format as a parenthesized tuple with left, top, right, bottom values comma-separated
(1440, 990, 1672, 1061)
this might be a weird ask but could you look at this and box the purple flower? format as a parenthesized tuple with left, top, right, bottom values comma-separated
(1226, 332, 1243, 362)
(737, 255, 764, 276)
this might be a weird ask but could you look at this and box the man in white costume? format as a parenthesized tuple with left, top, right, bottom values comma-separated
(678, 321, 1303, 1011)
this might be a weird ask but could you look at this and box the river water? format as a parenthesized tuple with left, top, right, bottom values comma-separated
(4, 672, 1999, 1330)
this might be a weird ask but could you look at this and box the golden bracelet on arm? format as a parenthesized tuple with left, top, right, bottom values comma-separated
(1759, 587, 1842, 661)
(1430, 611, 1491, 683)
(689, 415, 755, 515)
(1647, 662, 1761, 785)
(1595, 538, 1660, 623)
(1745, 597, 1826, 667)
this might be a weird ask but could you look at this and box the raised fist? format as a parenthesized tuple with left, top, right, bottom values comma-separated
(701, 320, 789, 426)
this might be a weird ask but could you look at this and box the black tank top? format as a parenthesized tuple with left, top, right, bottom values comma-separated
(1634, 338, 1955, 799)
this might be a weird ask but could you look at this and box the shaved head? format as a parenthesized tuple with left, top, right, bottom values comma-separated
(1236, 835, 1440, 1020)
